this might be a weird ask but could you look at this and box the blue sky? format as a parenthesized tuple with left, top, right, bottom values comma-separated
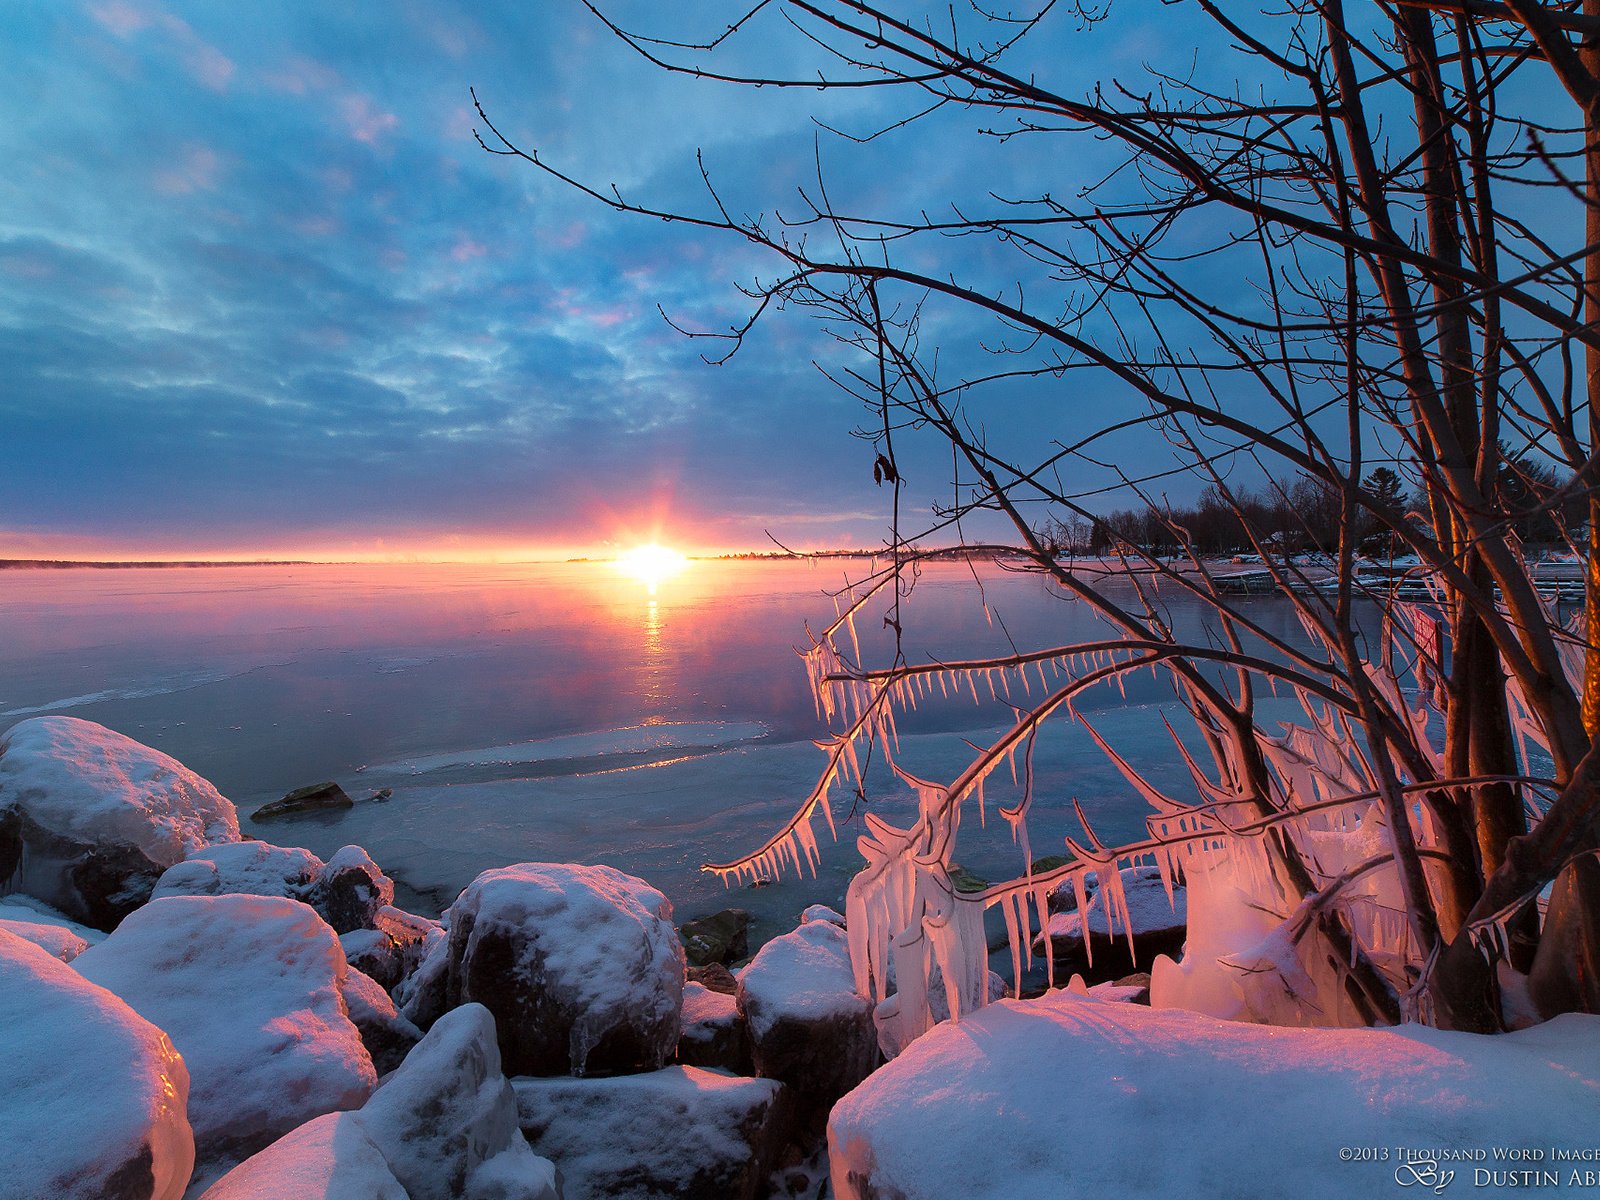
(0, 1, 1206, 559)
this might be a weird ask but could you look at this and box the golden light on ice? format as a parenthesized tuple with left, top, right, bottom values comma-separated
(613, 544, 688, 590)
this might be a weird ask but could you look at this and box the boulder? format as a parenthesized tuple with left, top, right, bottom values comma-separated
(357, 1004, 560, 1200)
(679, 907, 750, 967)
(74, 894, 376, 1188)
(342, 966, 422, 1075)
(195, 1113, 406, 1200)
(0, 894, 104, 961)
(439, 862, 685, 1076)
(396, 925, 451, 1029)
(688, 961, 738, 995)
(249, 781, 352, 822)
(1, 928, 194, 1200)
(514, 1066, 791, 1200)
(152, 841, 396, 936)
(0, 717, 239, 929)
(800, 903, 846, 927)
(317, 845, 394, 934)
(737, 920, 875, 1125)
(828, 992, 1600, 1200)
(1035, 865, 1187, 982)
(677, 979, 752, 1074)
(343, 905, 440, 992)
(200, 1005, 556, 1200)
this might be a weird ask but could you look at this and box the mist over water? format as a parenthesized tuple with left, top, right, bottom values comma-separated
(0, 559, 1317, 939)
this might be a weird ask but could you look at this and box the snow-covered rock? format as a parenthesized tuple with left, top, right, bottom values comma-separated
(195, 1113, 407, 1200)
(737, 919, 875, 1123)
(677, 978, 752, 1074)
(357, 1004, 559, 1200)
(341, 966, 421, 1075)
(801, 903, 846, 927)
(0, 894, 104, 960)
(829, 990, 1600, 1200)
(0, 717, 239, 928)
(514, 1065, 791, 1200)
(1, 928, 194, 1200)
(74, 894, 376, 1187)
(152, 841, 395, 936)
(200, 1005, 556, 1200)
(438, 862, 685, 1076)
(396, 923, 450, 1028)
(343, 904, 440, 992)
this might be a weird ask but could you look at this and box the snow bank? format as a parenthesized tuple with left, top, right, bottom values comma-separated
(74, 894, 376, 1187)
(1, 928, 193, 1200)
(441, 862, 685, 1076)
(513, 1065, 791, 1200)
(829, 990, 1600, 1200)
(0, 716, 239, 927)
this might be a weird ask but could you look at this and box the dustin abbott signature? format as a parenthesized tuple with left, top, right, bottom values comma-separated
(1395, 1160, 1455, 1193)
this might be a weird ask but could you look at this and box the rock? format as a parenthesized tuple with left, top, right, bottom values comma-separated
(250, 781, 353, 822)
(514, 1066, 791, 1200)
(317, 845, 394, 934)
(396, 924, 451, 1029)
(679, 907, 750, 967)
(152, 841, 397, 936)
(200, 1005, 556, 1200)
(439, 862, 685, 1077)
(800, 904, 846, 927)
(195, 1113, 407, 1200)
(74, 894, 377, 1188)
(342, 966, 422, 1075)
(342, 905, 440, 992)
(828, 991, 1600, 1200)
(358, 1004, 559, 1200)
(1, 928, 194, 1200)
(677, 979, 752, 1074)
(0, 894, 104, 961)
(1034, 865, 1187, 982)
(737, 920, 875, 1126)
(0, 717, 240, 929)
(688, 961, 738, 995)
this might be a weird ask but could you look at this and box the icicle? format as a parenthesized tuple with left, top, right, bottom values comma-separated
(1002, 892, 1023, 998)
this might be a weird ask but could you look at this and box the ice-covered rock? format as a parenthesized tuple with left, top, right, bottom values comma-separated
(152, 841, 395, 936)
(1, 928, 194, 1200)
(342, 966, 421, 1075)
(829, 990, 1600, 1200)
(343, 904, 440, 992)
(74, 894, 376, 1187)
(800, 903, 846, 927)
(677, 979, 752, 1074)
(0, 717, 239, 928)
(438, 862, 685, 1076)
(396, 922, 451, 1028)
(1035, 865, 1187, 982)
(358, 1003, 560, 1200)
(195, 1113, 407, 1200)
(737, 919, 874, 1124)
(514, 1065, 791, 1200)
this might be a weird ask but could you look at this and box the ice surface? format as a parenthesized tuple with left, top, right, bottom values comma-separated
(363, 721, 770, 776)
(74, 894, 376, 1185)
(2, 928, 194, 1200)
(830, 990, 1600, 1199)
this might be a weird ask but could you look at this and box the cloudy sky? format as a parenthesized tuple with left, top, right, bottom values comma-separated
(1, 1, 1184, 560)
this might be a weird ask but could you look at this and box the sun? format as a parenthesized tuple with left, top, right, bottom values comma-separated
(613, 543, 688, 590)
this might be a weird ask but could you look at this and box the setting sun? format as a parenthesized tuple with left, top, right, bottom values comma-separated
(612, 543, 688, 589)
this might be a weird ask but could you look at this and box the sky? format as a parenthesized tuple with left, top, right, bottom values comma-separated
(0, 1, 1230, 560)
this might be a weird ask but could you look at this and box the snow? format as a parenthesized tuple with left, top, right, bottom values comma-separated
(341, 965, 421, 1074)
(443, 862, 685, 1076)
(513, 1066, 789, 1200)
(0, 895, 103, 960)
(73, 894, 376, 1186)
(196, 1113, 407, 1200)
(152, 840, 321, 904)
(356, 1004, 559, 1200)
(682, 978, 740, 1030)
(1, 928, 193, 1200)
(737, 918, 864, 1041)
(801, 903, 846, 926)
(829, 989, 1600, 1200)
(0, 715, 238, 863)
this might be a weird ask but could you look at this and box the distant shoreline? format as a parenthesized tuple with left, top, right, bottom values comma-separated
(0, 548, 1022, 570)
(0, 559, 322, 570)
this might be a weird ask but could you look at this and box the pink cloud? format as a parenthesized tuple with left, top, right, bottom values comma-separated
(265, 54, 342, 97)
(338, 93, 400, 145)
(153, 143, 222, 194)
(450, 238, 488, 263)
(87, 2, 235, 91)
(87, 0, 149, 37)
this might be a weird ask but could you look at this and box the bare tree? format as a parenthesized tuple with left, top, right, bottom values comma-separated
(478, 0, 1600, 1035)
